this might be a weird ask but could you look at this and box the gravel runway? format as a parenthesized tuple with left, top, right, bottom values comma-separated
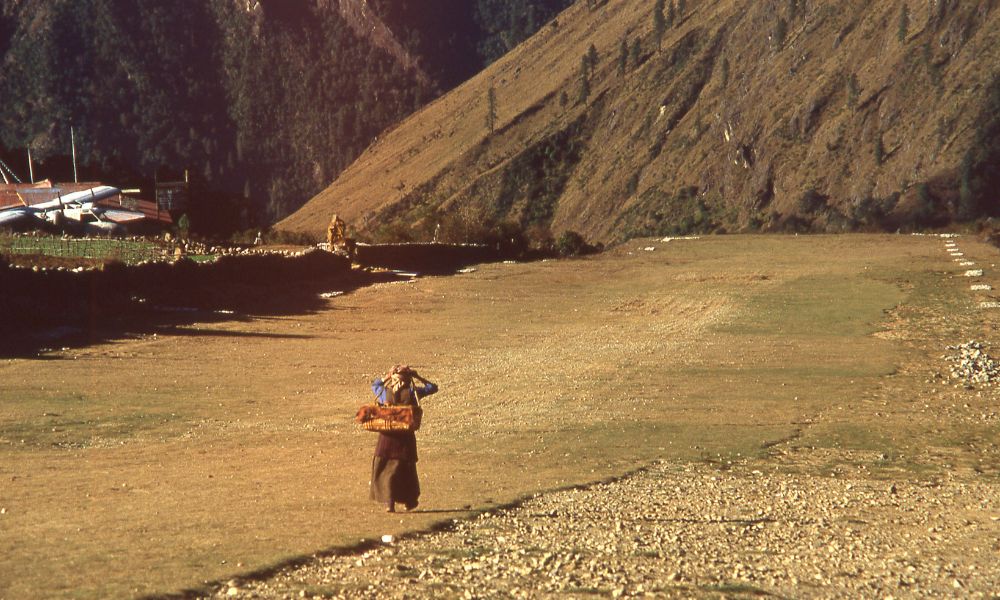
(210, 460, 1000, 599)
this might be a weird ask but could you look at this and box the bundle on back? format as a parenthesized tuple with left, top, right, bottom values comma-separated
(355, 404, 422, 432)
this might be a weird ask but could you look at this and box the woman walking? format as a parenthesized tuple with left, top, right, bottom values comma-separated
(369, 365, 438, 512)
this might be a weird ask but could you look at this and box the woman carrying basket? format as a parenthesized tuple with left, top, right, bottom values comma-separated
(369, 365, 438, 512)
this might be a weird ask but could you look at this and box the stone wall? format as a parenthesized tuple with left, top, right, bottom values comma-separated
(0, 250, 355, 349)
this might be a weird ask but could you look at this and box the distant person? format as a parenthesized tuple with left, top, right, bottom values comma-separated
(369, 365, 438, 512)
(254, 231, 263, 246)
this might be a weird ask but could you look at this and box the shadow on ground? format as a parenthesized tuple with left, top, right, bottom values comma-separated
(0, 251, 399, 358)
(0, 242, 546, 358)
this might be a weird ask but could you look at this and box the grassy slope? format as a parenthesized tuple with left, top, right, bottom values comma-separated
(279, 0, 1000, 242)
(2, 235, 998, 598)
(277, 0, 623, 233)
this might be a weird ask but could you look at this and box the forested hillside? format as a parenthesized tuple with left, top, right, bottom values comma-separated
(368, 0, 573, 89)
(0, 0, 570, 234)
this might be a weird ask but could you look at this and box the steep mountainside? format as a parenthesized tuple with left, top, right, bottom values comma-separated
(333, 0, 429, 85)
(0, 0, 569, 231)
(280, 0, 1000, 244)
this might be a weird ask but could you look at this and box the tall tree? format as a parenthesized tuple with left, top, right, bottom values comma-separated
(631, 37, 642, 70)
(774, 17, 788, 49)
(654, 0, 666, 51)
(618, 37, 629, 76)
(579, 55, 591, 103)
(587, 43, 599, 74)
(898, 3, 909, 43)
(486, 85, 498, 133)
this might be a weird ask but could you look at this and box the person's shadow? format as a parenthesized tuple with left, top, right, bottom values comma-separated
(406, 508, 475, 514)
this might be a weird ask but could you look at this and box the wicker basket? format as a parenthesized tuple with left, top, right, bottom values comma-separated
(355, 403, 422, 432)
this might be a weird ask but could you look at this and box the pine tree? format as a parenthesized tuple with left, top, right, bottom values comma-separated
(898, 4, 909, 43)
(486, 85, 497, 133)
(668, 1, 676, 28)
(587, 43, 599, 74)
(618, 37, 628, 76)
(846, 73, 860, 109)
(774, 17, 788, 49)
(959, 152, 975, 219)
(579, 57, 591, 104)
(631, 38, 642, 70)
(654, 0, 666, 51)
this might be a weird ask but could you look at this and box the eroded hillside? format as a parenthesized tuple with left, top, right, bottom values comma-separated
(280, 0, 1000, 243)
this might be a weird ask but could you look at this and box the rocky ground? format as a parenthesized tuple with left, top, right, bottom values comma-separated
(209, 460, 1000, 599)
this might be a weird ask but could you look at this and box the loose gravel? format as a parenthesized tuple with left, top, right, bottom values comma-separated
(209, 461, 1000, 599)
(945, 341, 1000, 387)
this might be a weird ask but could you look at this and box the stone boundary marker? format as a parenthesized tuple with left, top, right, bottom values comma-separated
(941, 238, 994, 308)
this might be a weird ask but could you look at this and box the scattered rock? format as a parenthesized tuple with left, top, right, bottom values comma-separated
(944, 341, 1000, 386)
(204, 462, 1000, 599)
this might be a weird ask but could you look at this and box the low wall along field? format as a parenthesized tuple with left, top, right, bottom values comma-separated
(0, 250, 356, 349)
(1, 234, 999, 598)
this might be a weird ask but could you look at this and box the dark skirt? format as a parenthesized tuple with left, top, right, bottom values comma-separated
(370, 456, 420, 508)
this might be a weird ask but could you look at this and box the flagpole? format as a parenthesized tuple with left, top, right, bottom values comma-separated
(71, 126, 79, 183)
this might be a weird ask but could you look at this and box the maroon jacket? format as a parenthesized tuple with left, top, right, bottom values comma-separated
(374, 431, 418, 462)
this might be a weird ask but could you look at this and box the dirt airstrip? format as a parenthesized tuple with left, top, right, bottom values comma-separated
(1, 234, 999, 599)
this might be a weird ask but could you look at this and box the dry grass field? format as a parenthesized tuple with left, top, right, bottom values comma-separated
(1, 234, 999, 598)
